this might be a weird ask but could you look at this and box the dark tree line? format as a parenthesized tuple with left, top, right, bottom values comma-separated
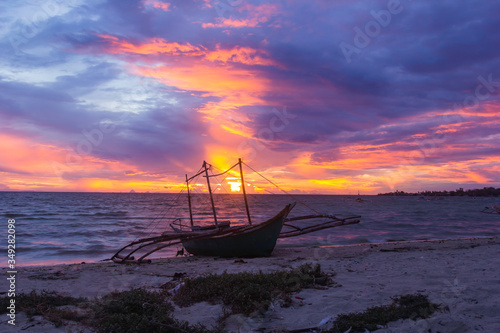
(378, 187, 500, 197)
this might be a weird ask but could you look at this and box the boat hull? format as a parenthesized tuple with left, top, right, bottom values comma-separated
(181, 203, 293, 257)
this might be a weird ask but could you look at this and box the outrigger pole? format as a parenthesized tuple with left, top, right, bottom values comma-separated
(239, 158, 252, 225)
(203, 161, 218, 226)
(186, 174, 194, 227)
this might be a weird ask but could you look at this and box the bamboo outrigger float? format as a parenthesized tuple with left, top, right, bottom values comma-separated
(111, 159, 360, 263)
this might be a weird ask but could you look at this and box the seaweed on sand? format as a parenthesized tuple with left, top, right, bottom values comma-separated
(173, 263, 335, 316)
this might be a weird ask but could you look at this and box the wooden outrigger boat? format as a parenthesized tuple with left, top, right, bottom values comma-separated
(172, 203, 294, 257)
(111, 159, 360, 263)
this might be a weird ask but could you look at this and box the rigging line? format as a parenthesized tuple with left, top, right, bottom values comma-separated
(196, 173, 215, 210)
(140, 189, 187, 240)
(189, 173, 215, 220)
(186, 164, 209, 182)
(126, 189, 186, 245)
(212, 174, 244, 217)
(204, 167, 244, 223)
(125, 163, 210, 245)
(142, 174, 199, 234)
(142, 191, 183, 231)
(207, 162, 240, 178)
(242, 161, 321, 215)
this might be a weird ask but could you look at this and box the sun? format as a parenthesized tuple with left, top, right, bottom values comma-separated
(228, 181, 242, 192)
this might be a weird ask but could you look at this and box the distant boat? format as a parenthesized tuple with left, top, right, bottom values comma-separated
(112, 159, 360, 263)
(356, 191, 363, 203)
(481, 205, 500, 215)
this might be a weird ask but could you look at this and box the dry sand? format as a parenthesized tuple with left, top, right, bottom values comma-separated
(1, 236, 499, 332)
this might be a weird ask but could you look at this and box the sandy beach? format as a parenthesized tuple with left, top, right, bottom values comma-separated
(2, 236, 499, 332)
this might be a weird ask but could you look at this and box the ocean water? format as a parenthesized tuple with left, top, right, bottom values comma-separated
(1, 192, 499, 266)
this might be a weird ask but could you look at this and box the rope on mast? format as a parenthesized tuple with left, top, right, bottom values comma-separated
(203, 161, 218, 226)
(239, 158, 252, 225)
(242, 161, 321, 215)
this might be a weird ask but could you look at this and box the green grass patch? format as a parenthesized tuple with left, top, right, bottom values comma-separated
(1, 289, 223, 332)
(0, 290, 88, 327)
(93, 288, 221, 333)
(173, 263, 334, 316)
(327, 294, 439, 333)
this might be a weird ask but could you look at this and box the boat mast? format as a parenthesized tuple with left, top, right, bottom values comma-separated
(203, 161, 218, 226)
(239, 158, 252, 225)
(186, 174, 194, 227)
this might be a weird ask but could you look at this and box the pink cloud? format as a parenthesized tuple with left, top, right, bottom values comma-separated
(201, 3, 280, 29)
(144, 0, 171, 11)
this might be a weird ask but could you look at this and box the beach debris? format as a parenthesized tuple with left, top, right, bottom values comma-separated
(21, 323, 37, 330)
(318, 315, 332, 327)
(172, 272, 187, 280)
(159, 273, 187, 290)
(168, 282, 185, 294)
(234, 259, 247, 264)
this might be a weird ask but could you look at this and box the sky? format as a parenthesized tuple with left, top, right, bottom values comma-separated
(0, 0, 499, 194)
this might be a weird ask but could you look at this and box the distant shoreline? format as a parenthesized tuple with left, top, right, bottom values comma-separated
(378, 186, 500, 197)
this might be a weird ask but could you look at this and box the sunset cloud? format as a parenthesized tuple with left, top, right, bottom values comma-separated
(201, 3, 279, 28)
(144, 0, 171, 12)
(93, 34, 203, 56)
(0, 0, 499, 193)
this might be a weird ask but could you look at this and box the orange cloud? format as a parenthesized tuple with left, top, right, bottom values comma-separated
(135, 63, 268, 96)
(0, 133, 183, 192)
(144, 0, 171, 11)
(205, 45, 277, 66)
(90, 33, 282, 165)
(96, 34, 203, 56)
(96, 34, 277, 67)
(0, 133, 65, 176)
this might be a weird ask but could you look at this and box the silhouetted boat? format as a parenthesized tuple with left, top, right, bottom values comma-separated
(111, 159, 360, 263)
(172, 203, 294, 257)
